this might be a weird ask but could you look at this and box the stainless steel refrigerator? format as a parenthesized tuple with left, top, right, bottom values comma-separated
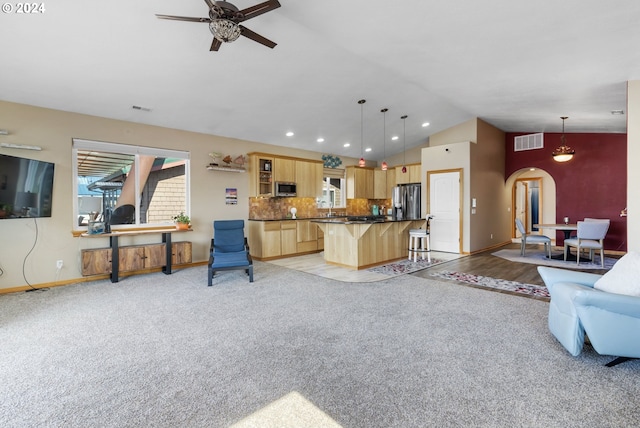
(392, 183, 421, 220)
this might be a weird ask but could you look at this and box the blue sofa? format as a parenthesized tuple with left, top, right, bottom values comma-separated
(538, 264, 640, 366)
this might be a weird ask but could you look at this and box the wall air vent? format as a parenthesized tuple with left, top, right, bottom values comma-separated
(514, 133, 543, 152)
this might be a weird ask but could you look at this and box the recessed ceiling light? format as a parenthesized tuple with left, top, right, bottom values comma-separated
(286, 131, 294, 137)
(529, 168, 536, 171)
(422, 122, 430, 127)
(343, 143, 350, 147)
(365, 147, 372, 152)
(391, 136, 399, 141)
(317, 137, 324, 143)
(611, 110, 625, 115)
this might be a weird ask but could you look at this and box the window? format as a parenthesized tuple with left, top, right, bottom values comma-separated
(319, 168, 345, 209)
(72, 139, 190, 231)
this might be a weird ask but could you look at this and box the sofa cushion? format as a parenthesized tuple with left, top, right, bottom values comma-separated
(594, 252, 640, 297)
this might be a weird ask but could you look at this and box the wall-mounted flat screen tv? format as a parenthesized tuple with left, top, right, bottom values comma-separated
(0, 153, 55, 219)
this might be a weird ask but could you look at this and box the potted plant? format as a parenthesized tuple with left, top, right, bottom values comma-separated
(173, 212, 191, 230)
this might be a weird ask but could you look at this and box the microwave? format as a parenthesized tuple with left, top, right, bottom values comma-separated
(275, 182, 297, 197)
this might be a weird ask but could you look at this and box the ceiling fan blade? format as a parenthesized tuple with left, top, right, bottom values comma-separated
(210, 38, 222, 51)
(239, 25, 277, 48)
(156, 14, 211, 23)
(238, 0, 281, 22)
(203, 0, 215, 10)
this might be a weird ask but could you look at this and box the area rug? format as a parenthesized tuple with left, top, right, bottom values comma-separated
(492, 248, 617, 270)
(430, 270, 550, 300)
(367, 257, 448, 275)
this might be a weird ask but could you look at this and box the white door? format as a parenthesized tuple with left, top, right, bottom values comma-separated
(428, 170, 461, 253)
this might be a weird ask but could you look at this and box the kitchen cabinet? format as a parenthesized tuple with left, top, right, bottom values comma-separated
(373, 168, 395, 199)
(386, 168, 396, 198)
(281, 221, 297, 255)
(249, 219, 324, 260)
(395, 164, 421, 184)
(249, 154, 274, 197)
(296, 220, 318, 253)
(295, 159, 322, 198)
(248, 221, 282, 258)
(346, 166, 374, 199)
(274, 158, 296, 183)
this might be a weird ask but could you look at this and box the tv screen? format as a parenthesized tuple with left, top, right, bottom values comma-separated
(0, 153, 55, 219)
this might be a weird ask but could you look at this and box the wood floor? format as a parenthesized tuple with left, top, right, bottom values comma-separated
(268, 243, 614, 287)
(412, 243, 612, 286)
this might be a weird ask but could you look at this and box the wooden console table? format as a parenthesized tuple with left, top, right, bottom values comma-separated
(80, 228, 192, 283)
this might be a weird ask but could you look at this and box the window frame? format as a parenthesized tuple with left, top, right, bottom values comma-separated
(72, 139, 190, 232)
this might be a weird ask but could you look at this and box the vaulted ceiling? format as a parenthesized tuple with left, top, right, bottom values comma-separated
(1, 0, 638, 162)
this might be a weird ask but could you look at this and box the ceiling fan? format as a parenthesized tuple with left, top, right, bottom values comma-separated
(156, 0, 281, 52)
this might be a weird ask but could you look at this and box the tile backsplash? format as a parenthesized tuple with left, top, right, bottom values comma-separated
(249, 197, 391, 219)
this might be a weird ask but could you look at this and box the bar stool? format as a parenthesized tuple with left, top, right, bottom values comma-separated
(408, 228, 431, 262)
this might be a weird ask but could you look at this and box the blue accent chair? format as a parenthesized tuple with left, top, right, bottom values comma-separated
(537, 265, 640, 366)
(208, 220, 253, 285)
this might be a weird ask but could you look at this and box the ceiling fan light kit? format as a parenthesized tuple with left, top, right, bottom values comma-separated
(209, 19, 241, 42)
(157, 0, 281, 52)
(552, 116, 575, 162)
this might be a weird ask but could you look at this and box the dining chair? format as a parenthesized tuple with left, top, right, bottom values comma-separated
(515, 218, 552, 258)
(564, 220, 610, 267)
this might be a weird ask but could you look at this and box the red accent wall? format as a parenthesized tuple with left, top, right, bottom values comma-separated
(505, 132, 627, 251)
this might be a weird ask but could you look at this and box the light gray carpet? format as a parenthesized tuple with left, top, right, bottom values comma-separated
(1, 261, 638, 427)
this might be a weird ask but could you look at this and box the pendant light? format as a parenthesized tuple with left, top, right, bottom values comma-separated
(552, 116, 575, 162)
(401, 115, 408, 173)
(380, 108, 388, 171)
(358, 99, 366, 167)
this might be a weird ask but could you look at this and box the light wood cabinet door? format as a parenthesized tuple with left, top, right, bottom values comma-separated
(395, 164, 421, 184)
(296, 220, 318, 253)
(346, 166, 374, 199)
(295, 160, 322, 198)
(386, 168, 396, 198)
(373, 169, 390, 199)
(280, 221, 297, 255)
(274, 158, 296, 183)
(248, 221, 281, 258)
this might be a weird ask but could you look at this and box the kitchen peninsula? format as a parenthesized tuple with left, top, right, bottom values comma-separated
(313, 217, 424, 269)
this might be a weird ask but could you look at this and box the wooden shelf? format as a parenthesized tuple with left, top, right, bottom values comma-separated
(207, 165, 246, 173)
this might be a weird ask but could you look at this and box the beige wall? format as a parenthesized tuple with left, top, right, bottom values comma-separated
(628, 81, 640, 251)
(0, 101, 359, 290)
(471, 119, 508, 251)
(429, 118, 477, 146)
(421, 118, 507, 254)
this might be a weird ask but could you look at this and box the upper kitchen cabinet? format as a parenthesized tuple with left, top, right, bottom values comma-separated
(295, 159, 323, 198)
(249, 154, 274, 197)
(373, 168, 396, 199)
(274, 158, 296, 183)
(346, 166, 374, 199)
(395, 164, 421, 184)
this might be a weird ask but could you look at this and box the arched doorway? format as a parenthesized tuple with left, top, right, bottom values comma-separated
(506, 168, 557, 241)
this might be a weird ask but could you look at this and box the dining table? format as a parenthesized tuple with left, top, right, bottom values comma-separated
(533, 223, 586, 261)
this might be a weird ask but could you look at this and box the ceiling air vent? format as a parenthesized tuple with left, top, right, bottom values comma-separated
(514, 133, 543, 152)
